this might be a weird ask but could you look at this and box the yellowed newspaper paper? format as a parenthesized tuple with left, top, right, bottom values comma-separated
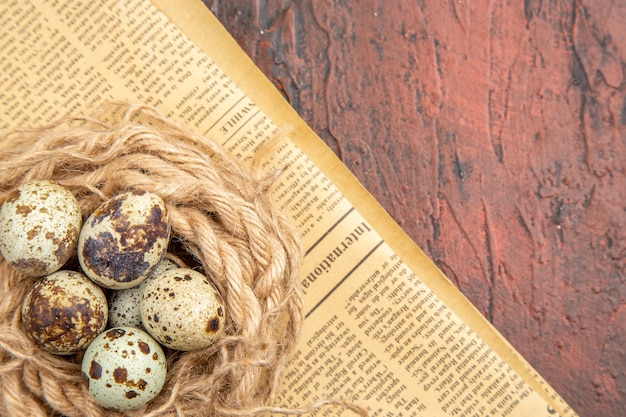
(0, 0, 577, 416)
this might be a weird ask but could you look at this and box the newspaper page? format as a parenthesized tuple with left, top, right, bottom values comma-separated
(0, 0, 577, 416)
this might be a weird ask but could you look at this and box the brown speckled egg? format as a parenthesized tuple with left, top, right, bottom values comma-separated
(0, 180, 82, 277)
(81, 327, 167, 411)
(108, 258, 179, 328)
(77, 190, 170, 290)
(140, 268, 225, 351)
(21, 270, 108, 355)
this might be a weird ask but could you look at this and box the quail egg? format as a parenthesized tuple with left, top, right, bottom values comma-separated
(21, 270, 108, 355)
(108, 258, 179, 328)
(77, 190, 170, 290)
(81, 327, 167, 411)
(140, 268, 225, 351)
(0, 180, 82, 277)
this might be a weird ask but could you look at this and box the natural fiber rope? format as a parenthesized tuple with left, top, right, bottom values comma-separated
(0, 102, 311, 417)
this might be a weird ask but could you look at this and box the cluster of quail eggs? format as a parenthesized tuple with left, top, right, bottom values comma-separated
(0, 180, 226, 411)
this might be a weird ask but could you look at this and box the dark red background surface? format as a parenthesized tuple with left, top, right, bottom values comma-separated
(203, 2, 625, 416)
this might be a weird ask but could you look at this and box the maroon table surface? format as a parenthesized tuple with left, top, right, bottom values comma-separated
(204, 2, 626, 417)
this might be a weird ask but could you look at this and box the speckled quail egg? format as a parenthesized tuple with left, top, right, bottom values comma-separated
(0, 180, 82, 277)
(108, 258, 179, 328)
(140, 268, 225, 351)
(81, 327, 167, 411)
(21, 270, 108, 355)
(77, 190, 170, 290)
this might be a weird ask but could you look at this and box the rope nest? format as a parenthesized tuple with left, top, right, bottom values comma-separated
(0, 102, 305, 417)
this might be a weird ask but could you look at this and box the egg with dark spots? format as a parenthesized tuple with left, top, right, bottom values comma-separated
(77, 190, 170, 289)
(81, 327, 166, 411)
(0, 180, 81, 277)
(21, 270, 107, 355)
(140, 268, 225, 351)
(107, 258, 179, 328)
